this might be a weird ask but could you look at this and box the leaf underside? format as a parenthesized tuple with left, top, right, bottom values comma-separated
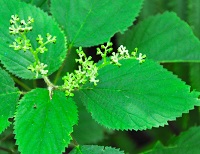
(51, 0, 144, 47)
(75, 59, 200, 130)
(0, 0, 66, 79)
(0, 68, 19, 133)
(14, 88, 78, 154)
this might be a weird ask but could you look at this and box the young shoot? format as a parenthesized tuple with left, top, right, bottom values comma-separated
(62, 47, 99, 97)
(9, 14, 56, 78)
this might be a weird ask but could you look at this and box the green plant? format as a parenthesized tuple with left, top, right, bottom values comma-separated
(0, 0, 200, 153)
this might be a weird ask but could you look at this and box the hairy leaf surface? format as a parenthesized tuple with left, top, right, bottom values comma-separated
(51, 0, 144, 47)
(0, 68, 19, 133)
(0, 0, 66, 79)
(14, 88, 78, 154)
(69, 145, 124, 154)
(75, 59, 200, 130)
(118, 12, 200, 62)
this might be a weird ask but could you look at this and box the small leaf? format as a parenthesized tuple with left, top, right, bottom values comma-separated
(118, 12, 200, 62)
(0, 68, 20, 133)
(75, 59, 200, 130)
(69, 145, 124, 154)
(51, 0, 144, 47)
(0, 0, 66, 79)
(14, 88, 78, 154)
(144, 126, 200, 154)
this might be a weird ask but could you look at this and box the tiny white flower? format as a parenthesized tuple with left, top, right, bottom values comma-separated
(110, 52, 121, 66)
(136, 53, 146, 63)
(118, 45, 130, 58)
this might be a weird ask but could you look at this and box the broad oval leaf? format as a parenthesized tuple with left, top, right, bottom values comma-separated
(14, 88, 78, 154)
(0, 68, 20, 133)
(75, 59, 200, 130)
(0, 0, 66, 79)
(69, 145, 124, 154)
(118, 12, 200, 62)
(51, 0, 144, 47)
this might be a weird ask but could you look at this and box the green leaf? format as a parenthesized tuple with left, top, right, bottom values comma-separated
(14, 88, 78, 154)
(190, 63, 200, 91)
(51, 0, 144, 47)
(74, 59, 200, 130)
(0, 126, 18, 153)
(69, 145, 124, 154)
(187, 0, 200, 38)
(20, 0, 50, 12)
(118, 12, 200, 62)
(167, 0, 187, 21)
(72, 100, 109, 144)
(0, 68, 20, 133)
(0, 0, 66, 79)
(144, 126, 200, 154)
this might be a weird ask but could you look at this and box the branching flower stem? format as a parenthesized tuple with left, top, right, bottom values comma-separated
(42, 75, 59, 100)
(9, 15, 146, 99)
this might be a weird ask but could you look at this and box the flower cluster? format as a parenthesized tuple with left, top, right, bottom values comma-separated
(9, 15, 34, 35)
(9, 15, 34, 52)
(110, 45, 146, 66)
(62, 47, 99, 96)
(36, 33, 56, 53)
(9, 15, 57, 78)
(27, 62, 48, 78)
(27, 33, 56, 78)
(62, 42, 146, 97)
(96, 42, 113, 63)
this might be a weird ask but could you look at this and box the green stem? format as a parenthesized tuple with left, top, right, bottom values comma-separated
(33, 80, 37, 88)
(12, 77, 31, 91)
(98, 61, 110, 70)
(43, 75, 58, 89)
(53, 48, 72, 84)
(0, 146, 12, 153)
(53, 58, 66, 84)
(70, 134, 79, 147)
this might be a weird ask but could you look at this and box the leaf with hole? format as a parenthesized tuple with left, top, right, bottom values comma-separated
(0, 68, 20, 133)
(14, 88, 78, 153)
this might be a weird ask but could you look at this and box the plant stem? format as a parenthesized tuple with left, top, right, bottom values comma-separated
(71, 134, 79, 147)
(43, 75, 58, 89)
(12, 77, 31, 91)
(53, 58, 66, 84)
(53, 47, 71, 84)
(0, 146, 13, 153)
